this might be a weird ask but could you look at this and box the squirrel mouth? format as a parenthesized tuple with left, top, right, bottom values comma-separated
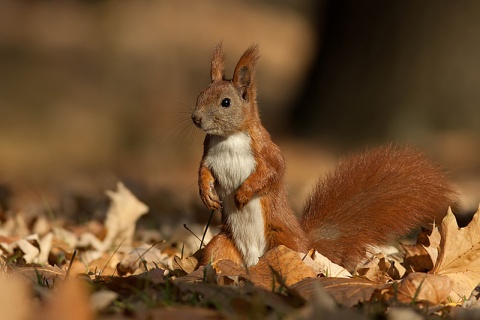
(192, 117, 202, 128)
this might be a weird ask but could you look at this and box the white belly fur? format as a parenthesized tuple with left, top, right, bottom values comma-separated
(204, 132, 266, 267)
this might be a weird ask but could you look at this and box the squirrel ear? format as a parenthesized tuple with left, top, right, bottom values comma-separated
(211, 42, 225, 83)
(233, 45, 259, 99)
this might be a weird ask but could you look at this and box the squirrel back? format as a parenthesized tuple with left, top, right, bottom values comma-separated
(302, 145, 456, 270)
(192, 43, 457, 270)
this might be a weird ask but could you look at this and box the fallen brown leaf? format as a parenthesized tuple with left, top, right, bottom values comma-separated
(213, 259, 250, 286)
(0, 234, 42, 264)
(103, 182, 149, 249)
(0, 274, 32, 320)
(432, 206, 480, 301)
(395, 272, 452, 305)
(403, 226, 441, 272)
(291, 277, 389, 308)
(137, 306, 223, 320)
(117, 243, 165, 276)
(173, 254, 199, 275)
(174, 282, 303, 317)
(12, 264, 66, 285)
(249, 245, 316, 290)
(90, 290, 119, 312)
(307, 250, 351, 278)
(291, 283, 365, 320)
(39, 278, 94, 320)
(357, 254, 406, 282)
(356, 256, 393, 283)
(212, 259, 245, 277)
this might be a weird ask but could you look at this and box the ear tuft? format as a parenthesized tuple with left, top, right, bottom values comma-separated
(211, 42, 225, 83)
(233, 45, 260, 98)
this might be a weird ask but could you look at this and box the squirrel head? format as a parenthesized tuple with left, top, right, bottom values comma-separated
(192, 43, 260, 136)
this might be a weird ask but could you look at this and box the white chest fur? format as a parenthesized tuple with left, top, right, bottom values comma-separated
(204, 132, 266, 267)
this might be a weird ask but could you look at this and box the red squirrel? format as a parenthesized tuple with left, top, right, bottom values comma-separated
(191, 43, 456, 270)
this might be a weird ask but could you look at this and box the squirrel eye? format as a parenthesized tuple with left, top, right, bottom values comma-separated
(221, 98, 231, 108)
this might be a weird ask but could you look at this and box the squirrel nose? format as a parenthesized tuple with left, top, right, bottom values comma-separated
(191, 113, 202, 128)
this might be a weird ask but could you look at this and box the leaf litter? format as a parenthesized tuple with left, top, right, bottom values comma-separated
(1, 182, 480, 319)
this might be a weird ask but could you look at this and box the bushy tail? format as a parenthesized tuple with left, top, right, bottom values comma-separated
(301, 145, 456, 270)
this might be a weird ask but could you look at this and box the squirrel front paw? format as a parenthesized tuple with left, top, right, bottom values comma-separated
(234, 187, 253, 210)
(200, 182, 222, 210)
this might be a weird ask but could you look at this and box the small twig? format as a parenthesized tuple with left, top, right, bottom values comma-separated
(132, 241, 161, 272)
(200, 210, 215, 250)
(65, 249, 77, 278)
(100, 239, 126, 277)
(183, 224, 202, 243)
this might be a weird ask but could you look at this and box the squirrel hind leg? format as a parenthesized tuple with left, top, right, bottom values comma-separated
(198, 231, 244, 267)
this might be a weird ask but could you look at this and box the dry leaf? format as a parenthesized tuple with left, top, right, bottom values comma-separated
(212, 259, 246, 286)
(249, 245, 316, 289)
(13, 265, 66, 285)
(292, 283, 365, 320)
(117, 243, 166, 275)
(90, 290, 118, 312)
(356, 256, 392, 283)
(403, 244, 432, 271)
(13, 239, 40, 264)
(403, 226, 441, 272)
(0, 234, 42, 264)
(173, 282, 300, 317)
(135, 267, 166, 284)
(68, 260, 89, 277)
(39, 278, 94, 320)
(0, 213, 30, 238)
(37, 232, 53, 264)
(137, 306, 223, 320)
(211, 246, 316, 289)
(357, 255, 405, 282)
(432, 206, 480, 301)
(292, 277, 389, 307)
(0, 274, 32, 320)
(213, 259, 247, 277)
(32, 215, 51, 236)
(306, 251, 351, 278)
(387, 308, 424, 320)
(173, 255, 198, 275)
(102, 182, 149, 249)
(75, 232, 107, 265)
(53, 227, 78, 249)
(173, 266, 206, 284)
(423, 225, 441, 266)
(396, 272, 452, 305)
(86, 251, 122, 276)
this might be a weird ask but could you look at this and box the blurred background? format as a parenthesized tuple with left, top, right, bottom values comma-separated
(1, 0, 479, 224)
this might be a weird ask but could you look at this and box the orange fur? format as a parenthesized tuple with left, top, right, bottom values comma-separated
(301, 145, 455, 270)
(200, 231, 243, 266)
(193, 44, 456, 270)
